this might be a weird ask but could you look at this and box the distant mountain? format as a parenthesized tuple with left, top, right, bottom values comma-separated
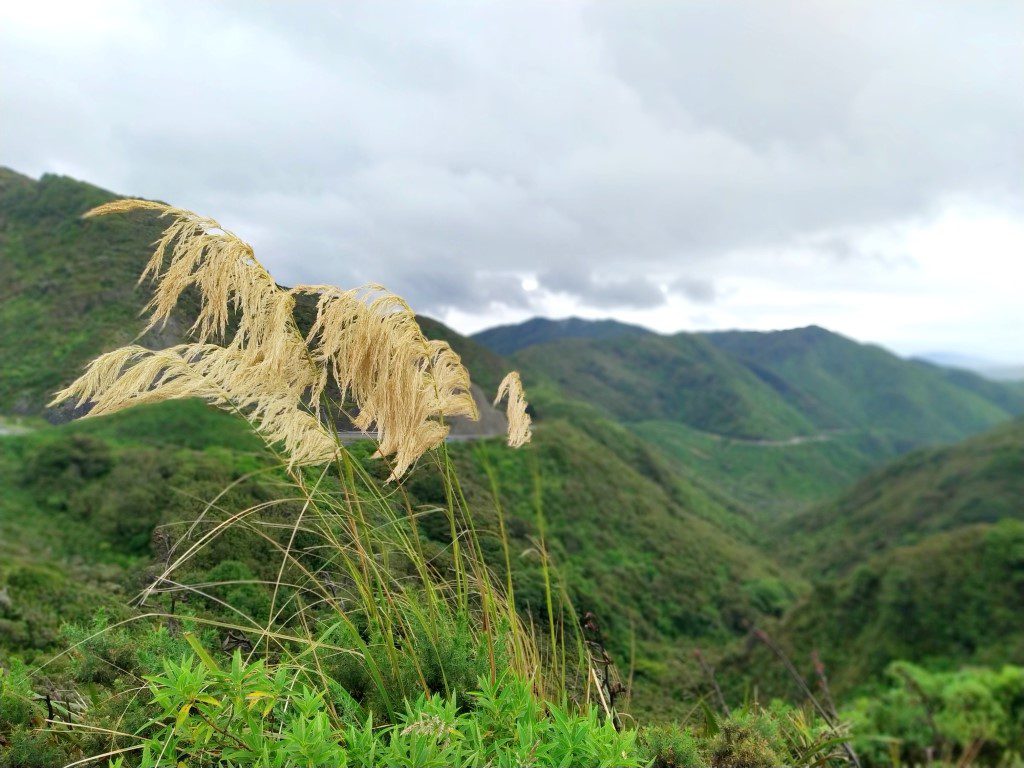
(916, 351, 1024, 382)
(472, 316, 651, 355)
(474, 318, 1024, 515)
(513, 332, 816, 440)
(915, 350, 998, 369)
(984, 366, 1024, 382)
(476, 317, 1024, 450)
(703, 326, 1024, 449)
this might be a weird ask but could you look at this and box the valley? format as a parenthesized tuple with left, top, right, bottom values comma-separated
(1, 167, 1023, 763)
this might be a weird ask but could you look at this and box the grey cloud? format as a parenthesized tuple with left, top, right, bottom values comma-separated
(390, 270, 533, 314)
(0, 0, 1020, 326)
(670, 278, 718, 305)
(542, 270, 665, 309)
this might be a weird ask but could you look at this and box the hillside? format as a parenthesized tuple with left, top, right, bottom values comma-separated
(0, 168, 177, 416)
(715, 416, 1024, 698)
(704, 326, 1024, 448)
(726, 519, 1024, 699)
(0, 402, 798, 717)
(637, 420, 888, 516)
(479, 318, 1024, 515)
(779, 416, 1024, 576)
(0, 167, 507, 434)
(513, 333, 816, 440)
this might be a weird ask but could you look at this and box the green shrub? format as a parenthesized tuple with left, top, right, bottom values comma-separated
(0, 728, 71, 768)
(844, 661, 1024, 767)
(316, 596, 508, 720)
(639, 723, 707, 768)
(0, 661, 38, 732)
(118, 652, 639, 768)
(706, 709, 784, 768)
(61, 615, 199, 689)
(0, 661, 76, 768)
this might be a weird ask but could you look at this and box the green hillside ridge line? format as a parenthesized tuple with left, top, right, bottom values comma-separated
(512, 333, 817, 440)
(472, 316, 652, 355)
(704, 326, 1024, 445)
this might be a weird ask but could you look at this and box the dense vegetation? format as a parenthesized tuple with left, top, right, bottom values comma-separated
(781, 417, 1024, 574)
(3, 167, 1024, 766)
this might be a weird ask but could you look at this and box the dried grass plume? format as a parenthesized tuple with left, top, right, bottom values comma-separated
(52, 199, 531, 477)
(494, 371, 532, 448)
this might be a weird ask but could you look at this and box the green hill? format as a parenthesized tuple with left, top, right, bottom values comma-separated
(478, 320, 1024, 517)
(779, 417, 1024, 576)
(513, 333, 816, 440)
(472, 316, 651, 355)
(0, 401, 797, 717)
(704, 326, 1024, 448)
(722, 417, 1024, 698)
(636, 420, 888, 517)
(0, 168, 178, 416)
(727, 519, 1024, 699)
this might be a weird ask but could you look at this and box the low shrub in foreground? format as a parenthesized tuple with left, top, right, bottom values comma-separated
(639, 701, 847, 768)
(109, 651, 638, 768)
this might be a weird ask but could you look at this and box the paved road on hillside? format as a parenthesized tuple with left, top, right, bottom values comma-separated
(337, 430, 496, 444)
(702, 429, 848, 447)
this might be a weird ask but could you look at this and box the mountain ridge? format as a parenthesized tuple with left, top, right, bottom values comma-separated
(472, 315, 652, 355)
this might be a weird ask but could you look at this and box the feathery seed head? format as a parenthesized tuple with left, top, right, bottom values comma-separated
(494, 371, 532, 448)
(56, 199, 529, 477)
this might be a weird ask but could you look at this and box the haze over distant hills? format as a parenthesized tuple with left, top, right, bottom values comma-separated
(916, 351, 1024, 382)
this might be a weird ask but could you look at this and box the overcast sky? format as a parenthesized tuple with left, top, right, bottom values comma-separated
(2, 2, 1022, 363)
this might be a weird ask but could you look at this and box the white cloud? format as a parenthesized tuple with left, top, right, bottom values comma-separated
(1, 0, 1021, 360)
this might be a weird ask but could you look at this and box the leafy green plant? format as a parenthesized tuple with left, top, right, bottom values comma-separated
(639, 722, 707, 768)
(111, 652, 638, 768)
(844, 661, 1024, 767)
